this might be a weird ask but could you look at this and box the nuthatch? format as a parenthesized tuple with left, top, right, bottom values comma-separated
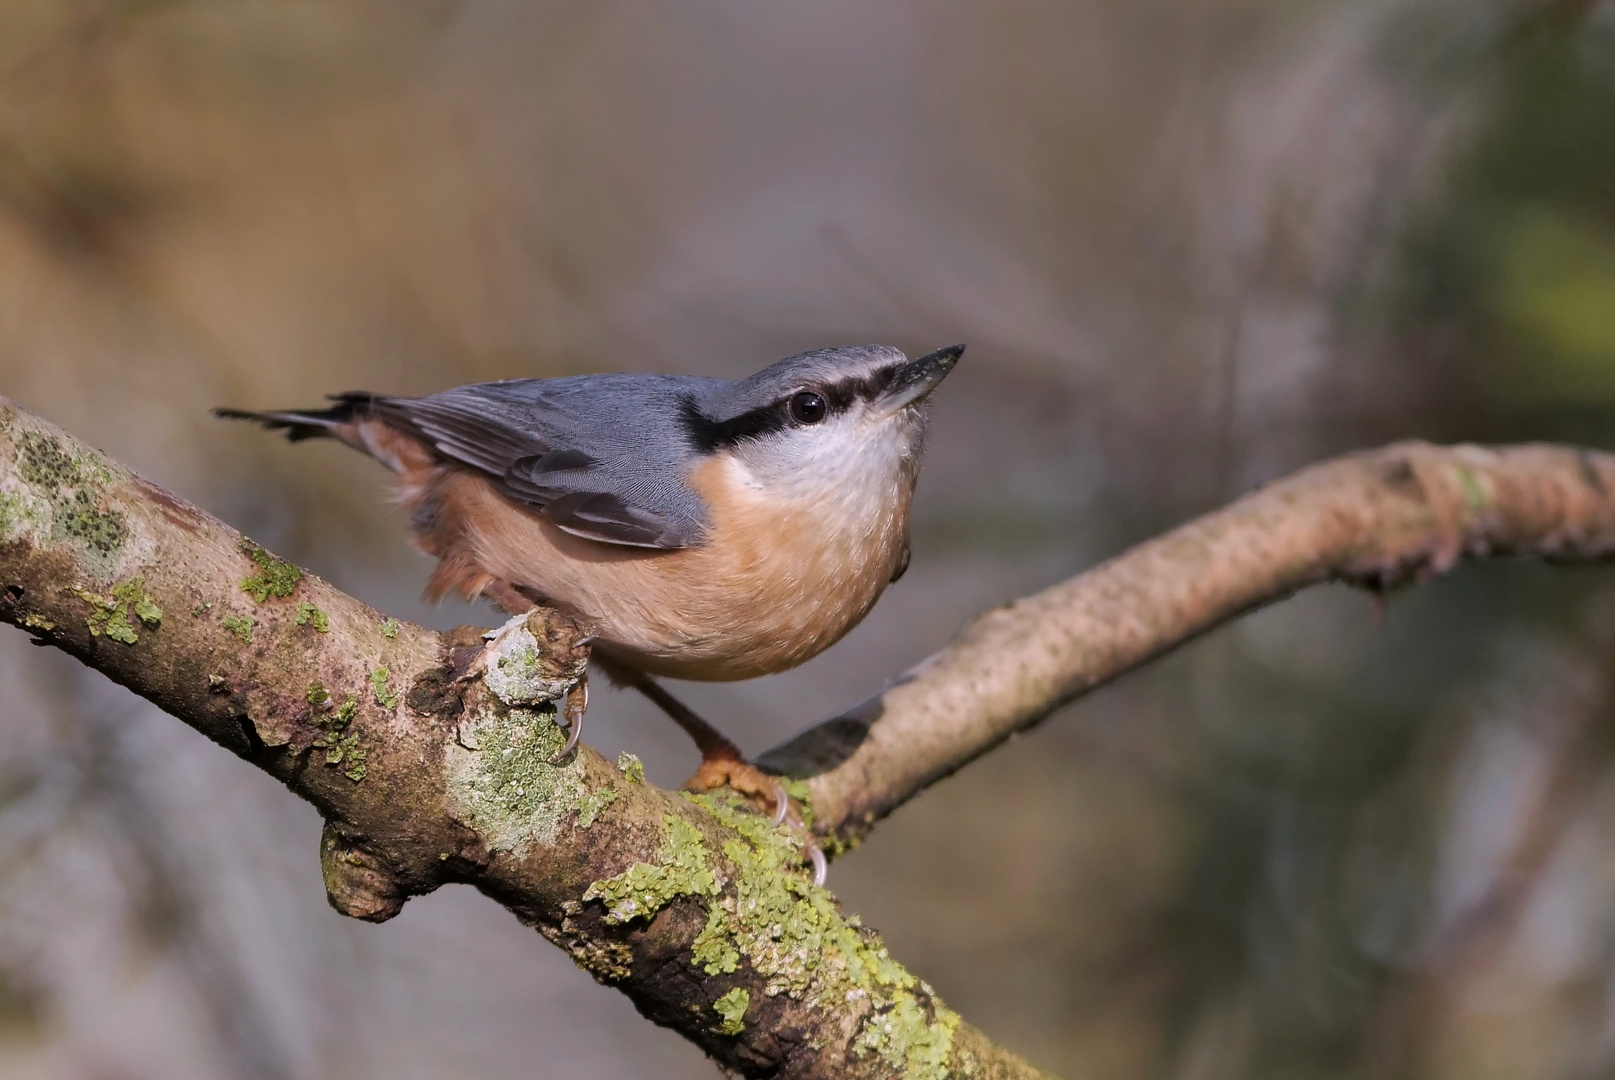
(218, 343, 963, 880)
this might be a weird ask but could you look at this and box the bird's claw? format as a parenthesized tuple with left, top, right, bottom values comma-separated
(683, 759, 827, 885)
(767, 778, 827, 886)
(770, 778, 790, 828)
(550, 679, 588, 764)
(807, 842, 827, 888)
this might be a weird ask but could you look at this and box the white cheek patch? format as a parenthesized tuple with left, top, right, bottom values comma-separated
(727, 411, 917, 512)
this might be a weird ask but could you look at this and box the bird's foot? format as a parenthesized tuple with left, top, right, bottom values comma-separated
(683, 758, 827, 887)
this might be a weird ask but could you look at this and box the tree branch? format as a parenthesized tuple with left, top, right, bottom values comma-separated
(13, 390, 1615, 1079)
(0, 397, 1041, 1080)
(764, 442, 1615, 849)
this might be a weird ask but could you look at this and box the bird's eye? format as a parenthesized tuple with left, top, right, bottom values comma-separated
(789, 391, 827, 425)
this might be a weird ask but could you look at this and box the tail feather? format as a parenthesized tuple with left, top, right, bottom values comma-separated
(213, 393, 378, 442)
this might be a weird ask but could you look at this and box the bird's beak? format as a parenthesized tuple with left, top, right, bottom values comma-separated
(877, 344, 965, 416)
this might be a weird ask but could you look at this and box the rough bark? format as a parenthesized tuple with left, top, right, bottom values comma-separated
(0, 397, 1040, 1080)
(762, 442, 1615, 850)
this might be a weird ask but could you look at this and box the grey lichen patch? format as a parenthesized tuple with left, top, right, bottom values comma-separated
(582, 815, 718, 924)
(617, 752, 645, 784)
(445, 704, 589, 857)
(313, 694, 366, 782)
(70, 578, 162, 645)
(294, 603, 329, 632)
(370, 667, 399, 710)
(239, 544, 302, 602)
(15, 430, 109, 490)
(575, 786, 618, 829)
(0, 491, 40, 539)
(4, 432, 128, 573)
(479, 610, 590, 708)
(379, 617, 400, 639)
(0, 489, 51, 545)
(56, 489, 129, 561)
(221, 613, 253, 642)
(713, 987, 750, 1037)
(681, 793, 963, 1077)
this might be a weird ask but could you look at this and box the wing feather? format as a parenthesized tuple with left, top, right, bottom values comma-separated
(363, 381, 707, 549)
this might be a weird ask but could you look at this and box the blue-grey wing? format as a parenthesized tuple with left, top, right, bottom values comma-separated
(350, 377, 713, 550)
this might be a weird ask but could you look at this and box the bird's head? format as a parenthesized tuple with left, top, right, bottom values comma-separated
(681, 344, 964, 496)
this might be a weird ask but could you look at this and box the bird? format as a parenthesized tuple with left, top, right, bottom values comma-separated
(217, 343, 963, 880)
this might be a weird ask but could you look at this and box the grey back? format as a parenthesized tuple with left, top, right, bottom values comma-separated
(367, 345, 907, 550)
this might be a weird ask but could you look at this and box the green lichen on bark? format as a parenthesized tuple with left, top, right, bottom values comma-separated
(294, 603, 329, 632)
(221, 613, 253, 642)
(851, 987, 962, 1076)
(582, 815, 718, 924)
(575, 786, 618, 829)
(0, 492, 30, 536)
(447, 705, 588, 856)
(680, 793, 964, 1077)
(6, 432, 128, 568)
(819, 831, 863, 860)
(14, 430, 109, 490)
(370, 667, 399, 710)
(692, 904, 741, 975)
(70, 578, 162, 645)
(713, 987, 750, 1037)
(379, 617, 400, 639)
(239, 544, 302, 602)
(616, 752, 645, 784)
(312, 694, 365, 782)
(56, 489, 128, 559)
(777, 776, 816, 829)
(578, 792, 965, 1071)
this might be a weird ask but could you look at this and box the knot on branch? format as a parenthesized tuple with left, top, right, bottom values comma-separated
(476, 607, 593, 705)
(320, 821, 409, 922)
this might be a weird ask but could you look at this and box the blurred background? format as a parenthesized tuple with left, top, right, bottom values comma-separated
(1, 0, 1614, 1076)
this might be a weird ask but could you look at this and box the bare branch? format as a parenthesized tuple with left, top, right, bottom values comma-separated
(0, 397, 1043, 1080)
(766, 442, 1615, 848)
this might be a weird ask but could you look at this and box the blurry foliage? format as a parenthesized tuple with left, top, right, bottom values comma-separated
(1406, 5, 1615, 416)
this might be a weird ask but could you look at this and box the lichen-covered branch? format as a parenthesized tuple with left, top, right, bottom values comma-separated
(763, 442, 1615, 850)
(0, 397, 1043, 1080)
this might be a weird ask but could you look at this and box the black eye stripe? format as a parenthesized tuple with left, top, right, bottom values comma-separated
(682, 396, 792, 452)
(680, 367, 906, 452)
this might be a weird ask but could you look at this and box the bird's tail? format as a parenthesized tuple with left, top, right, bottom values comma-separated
(212, 392, 379, 442)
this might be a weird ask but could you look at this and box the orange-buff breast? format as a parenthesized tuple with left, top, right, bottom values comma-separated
(415, 452, 913, 681)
